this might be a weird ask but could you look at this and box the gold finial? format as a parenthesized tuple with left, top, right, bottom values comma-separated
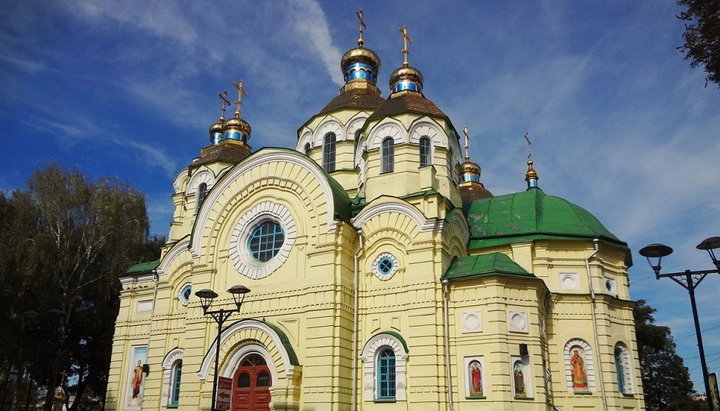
(463, 126, 471, 162)
(218, 91, 230, 121)
(524, 132, 532, 160)
(356, 10, 366, 47)
(232, 80, 248, 118)
(398, 26, 411, 68)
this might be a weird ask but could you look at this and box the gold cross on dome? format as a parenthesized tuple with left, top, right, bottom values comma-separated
(524, 132, 532, 160)
(218, 91, 230, 121)
(463, 126, 470, 162)
(356, 10, 366, 47)
(232, 80, 248, 118)
(398, 26, 412, 67)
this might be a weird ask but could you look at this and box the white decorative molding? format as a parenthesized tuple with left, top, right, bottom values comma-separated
(461, 311, 482, 333)
(408, 120, 444, 146)
(198, 319, 296, 380)
(559, 272, 579, 290)
(445, 209, 470, 245)
(352, 200, 437, 233)
(508, 310, 528, 333)
(136, 299, 153, 312)
(172, 167, 189, 192)
(366, 120, 405, 150)
(361, 333, 409, 401)
(160, 347, 184, 406)
(346, 116, 367, 142)
(296, 130, 313, 152)
(186, 168, 215, 196)
(564, 338, 596, 393)
(228, 201, 297, 280)
(190, 150, 340, 257)
(371, 252, 399, 280)
(156, 238, 190, 275)
(220, 343, 278, 387)
(614, 342, 634, 394)
(314, 120, 345, 145)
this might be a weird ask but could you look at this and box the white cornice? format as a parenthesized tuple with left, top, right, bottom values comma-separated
(352, 199, 436, 232)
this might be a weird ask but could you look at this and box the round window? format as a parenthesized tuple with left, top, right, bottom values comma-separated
(178, 283, 192, 306)
(377, 257, 394, 275)
(247, 220, 285, 262)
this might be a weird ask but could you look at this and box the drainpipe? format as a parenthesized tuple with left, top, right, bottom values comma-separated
(442, 279, 456, 411)
(585, 239, 608, 411)
(352, 232, 364, 411)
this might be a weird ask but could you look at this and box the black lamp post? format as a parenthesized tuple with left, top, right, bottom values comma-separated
(195, 285, 250, 411)
(639, 236, 720, 411)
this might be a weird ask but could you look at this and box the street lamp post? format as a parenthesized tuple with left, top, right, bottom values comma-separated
(639, 236, 720, 411)
(195, 285, 251, 411)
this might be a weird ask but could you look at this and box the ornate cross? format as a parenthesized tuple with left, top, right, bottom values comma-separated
(356, 10, 366, 47)
(398, 26, 411, 67)
(232, 80, 248, 118)
(218, 91, 230, 121)
(524, 132, 532, 160)
(463, 126, 471, 162)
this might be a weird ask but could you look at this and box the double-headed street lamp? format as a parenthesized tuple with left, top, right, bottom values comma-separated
(195, 285, 251, 411)
(640, 236, 720, 411)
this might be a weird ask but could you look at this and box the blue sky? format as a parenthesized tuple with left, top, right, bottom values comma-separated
(1, 0, 719, 394)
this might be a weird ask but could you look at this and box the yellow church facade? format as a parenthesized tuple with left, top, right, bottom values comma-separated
(106, 24, 645, 411)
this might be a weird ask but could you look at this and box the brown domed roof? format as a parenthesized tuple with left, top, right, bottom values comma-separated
(366, 91, 449, 123)
(316, 85, 385, 116)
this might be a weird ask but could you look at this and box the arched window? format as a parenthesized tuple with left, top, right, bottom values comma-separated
(419, 136, 431, 167)
(381, 137, 394, 173)
(377, 348, 396, 400)
(323, 133, 336, 172)
(197, 182, 207, 213)
(361, 332, 409, 401)
(169, 360, 182, 407)
(304, 142, 311, 155)
(614, 342, 634, 394)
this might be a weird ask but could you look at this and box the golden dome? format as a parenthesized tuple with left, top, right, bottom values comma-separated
(341, 47, 381, 72)
(462, 161, 481, 174)
(390, 66, 423, 87)
(225, 117, 251, 135)
(209, 122, 224, 134)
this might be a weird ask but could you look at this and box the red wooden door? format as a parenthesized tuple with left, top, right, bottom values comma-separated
(232, 354, 271, 411)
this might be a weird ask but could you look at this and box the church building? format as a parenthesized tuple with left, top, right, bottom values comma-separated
(106, 19, 644, 411)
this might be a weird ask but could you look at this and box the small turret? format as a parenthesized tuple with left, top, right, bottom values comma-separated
(389, 26, 424, 93)
(223, 81, 252, 143)
(459, 127, 492, 204)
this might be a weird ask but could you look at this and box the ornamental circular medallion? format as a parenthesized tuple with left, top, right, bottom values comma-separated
(229, 202, 296, 280)
(372, 252, 399, 280)
(178, 283, 192, 306)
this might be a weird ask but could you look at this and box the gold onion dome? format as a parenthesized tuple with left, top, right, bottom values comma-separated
(224, 116, 251, 143)
(209, 121, 224, 145)
(341, 47, 381, 84)
(525, 160, 539, 188)
(390, 65, 424, 93)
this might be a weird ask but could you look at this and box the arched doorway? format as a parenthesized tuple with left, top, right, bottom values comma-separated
(232, 354, 272, 410)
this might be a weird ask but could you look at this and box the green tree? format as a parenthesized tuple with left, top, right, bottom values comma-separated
(678, 0, 720, 89)
(0, 164, 164, 410)
(634, 299, 701, 410)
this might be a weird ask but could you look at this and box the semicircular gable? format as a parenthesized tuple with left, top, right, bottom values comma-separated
(409, 119, 446, 146)
(366, 119, 406, 150)
(445, 208, 470, 245)
(186, 168, 216, 195)
(191, 149, 349, 258)
(296, 130, 313, 152)
(346, 115, 367, 142)
(314, 119, 345, 145)
(352, 198, 436, 233)
(173, 168, 189, 192)
(157, 238, 191, 276)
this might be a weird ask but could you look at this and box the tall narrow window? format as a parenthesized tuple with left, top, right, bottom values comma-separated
(304, 142, 311, 155)
(614, 348, 625, 393)
(377, 348, 396, 400)
(197, 182, 208, 213)
(381, 137, 394, 173)
(169, 360, 182, 407)
(419, 136, 431, 167)
(323, 133, 336, 172)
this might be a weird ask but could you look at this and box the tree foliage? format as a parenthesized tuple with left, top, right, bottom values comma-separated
(678, 0, 720, 89)
(0, 164, 163, 410)
(634, 299, 701, 410)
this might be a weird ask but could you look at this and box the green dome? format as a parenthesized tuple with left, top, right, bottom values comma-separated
(465, 188, 625, 249)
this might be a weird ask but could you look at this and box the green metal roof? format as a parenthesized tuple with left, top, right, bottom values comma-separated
(124, 259, 160, 275)
(465, 188, 626, 249)
(442, 253, 534, 281)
